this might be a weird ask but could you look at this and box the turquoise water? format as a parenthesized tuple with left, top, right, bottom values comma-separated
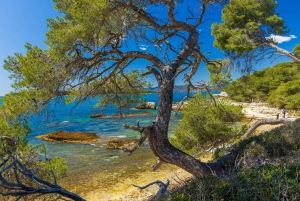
(3, 92, 220, 195)
(25, 92, 191, 170)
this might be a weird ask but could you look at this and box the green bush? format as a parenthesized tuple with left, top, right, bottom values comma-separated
(171, 94, 244, 155)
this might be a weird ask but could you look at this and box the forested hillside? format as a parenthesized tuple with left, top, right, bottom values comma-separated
(225, 61, 300, 109)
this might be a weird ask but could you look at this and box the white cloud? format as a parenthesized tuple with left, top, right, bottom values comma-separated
(139, 45, 148, 50)
(266, 34, 297, 44)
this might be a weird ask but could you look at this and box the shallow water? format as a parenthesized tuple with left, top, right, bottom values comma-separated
(27, 93, 186, 173)
(23, 93, 188, 199)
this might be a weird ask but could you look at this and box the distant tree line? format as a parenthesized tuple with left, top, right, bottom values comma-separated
(225, 61, 300, 109)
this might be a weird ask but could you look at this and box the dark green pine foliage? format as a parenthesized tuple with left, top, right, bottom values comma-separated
(225, 61, 300, 109)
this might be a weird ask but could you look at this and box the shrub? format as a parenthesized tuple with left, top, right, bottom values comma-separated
(171, 94, 244, 155)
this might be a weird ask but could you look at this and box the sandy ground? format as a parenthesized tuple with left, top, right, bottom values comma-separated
(64, 102, 299, 201)
(238, 102, 297, 120)
(234, 102, 298, 133)
(80, 154, 213, 201)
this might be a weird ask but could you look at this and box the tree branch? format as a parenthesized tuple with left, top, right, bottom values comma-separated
(243, 118, 292, 139)
(123, 122, 153, 156)
(0, 137, 85, 201)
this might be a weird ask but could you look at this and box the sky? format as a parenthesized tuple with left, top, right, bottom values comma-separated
(0, 0, 299, 96)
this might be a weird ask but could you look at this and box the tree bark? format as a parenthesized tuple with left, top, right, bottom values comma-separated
(146, 68, 225, 177)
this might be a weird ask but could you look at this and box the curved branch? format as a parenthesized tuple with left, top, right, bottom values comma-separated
(121, 51, 165, 70)
(195, 2, 207, 27)
(243, 118, 292, 139)
(142, 66, 162, 86)
(123, 123, 153, 156)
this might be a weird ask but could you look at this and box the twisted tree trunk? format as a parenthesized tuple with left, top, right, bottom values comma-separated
(145, 69, 225, 178)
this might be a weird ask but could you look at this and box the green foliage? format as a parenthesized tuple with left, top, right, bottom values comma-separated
(171, 94, 244, 155)
(225, 61, 300, 108)
(294, 44, 300, 56)
(47, 0, 124, 60)
(267, 80, 300, 109)
(212, 0, 287, 54)
(35, 156, 68, 181)
(207, 59, 232, 90)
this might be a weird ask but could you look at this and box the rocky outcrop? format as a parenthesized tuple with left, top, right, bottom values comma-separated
(109, 112, 156, 118)
(135, 102, 156, 109)
(106, 139, 138, 149)
(90, 114, 104, 118)
(36, 131, 100, 143)
(90, 112, 156, 118)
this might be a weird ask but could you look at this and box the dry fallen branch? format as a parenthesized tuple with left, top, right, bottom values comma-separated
(133, 180, 170, 201)
(0, 136, 85, 201)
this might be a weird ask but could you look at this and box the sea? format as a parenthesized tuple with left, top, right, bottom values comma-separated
(2, 92, 216, 197)
(1, 92, 201, 171)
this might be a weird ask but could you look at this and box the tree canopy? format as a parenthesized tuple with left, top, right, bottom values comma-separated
(212, 0, 300, 69)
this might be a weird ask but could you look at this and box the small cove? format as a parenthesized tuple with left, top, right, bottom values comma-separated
(25, 93, 187, 199)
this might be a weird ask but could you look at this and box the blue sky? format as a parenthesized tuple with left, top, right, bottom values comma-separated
(0, 0, 299, 96)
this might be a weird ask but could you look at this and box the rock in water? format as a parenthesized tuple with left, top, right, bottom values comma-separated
(135, 102, 156, 109)
(36, 131, 100, 143)
(106, 139, 138, 149)
(90, 114, 104, 118)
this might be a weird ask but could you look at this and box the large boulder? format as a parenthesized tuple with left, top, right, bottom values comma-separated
(135, 102, 156, 109)
(106, 139, 138, 149)
(36, 131, 100, 143)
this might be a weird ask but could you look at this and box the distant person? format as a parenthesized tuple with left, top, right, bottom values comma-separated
(282, 109, 286, 118)
(276, 113, 279, 119)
